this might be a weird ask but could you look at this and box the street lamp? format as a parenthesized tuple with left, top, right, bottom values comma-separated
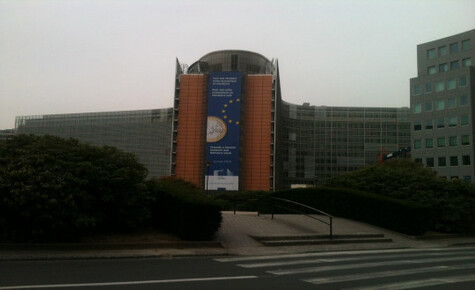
(205, 161, 211, 194)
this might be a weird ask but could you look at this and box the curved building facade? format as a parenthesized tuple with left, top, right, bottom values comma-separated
(11, 49, 412, 191)
(172, 50, 411, 191)
(172, 50, 281, 191)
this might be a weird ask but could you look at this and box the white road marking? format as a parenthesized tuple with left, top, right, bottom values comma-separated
(215, 246, 475, 263)
(305, 264, 475, 285)
(268, 255, 475, 275)
(346, 274, 475, 290)
(0, 275, 259, 289)
(237, 250, 475, 268)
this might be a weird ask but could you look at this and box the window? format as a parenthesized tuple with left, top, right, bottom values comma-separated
(462, 58, 472, 67)
(450, 156, 458, 166)
(461, 115, 469, 126)
(437, 118, 445, 128)
(462, 39, 470, 51)
(438, 157, 446, 167)
(463, 176, 472, 182)
(428, 66, 437, 75)
(415, 158, 422, 164)
(427, 48, 436, 59)
(462, 135, 470, 145)
(450, 61, 459, 70)
(437, 137, 445, 147)
(425, 120, 433, 130)
(425, 83, 432, 93)
(448, 78, 456, 90)
(414, 139, 422, 149)
(438, 46, 447, 56)
(425, 138, 433, 148)
(459, 76, 467, 87)
(426, 157, 434, 167)
(448, 97, 456, 108)
(448, 116, 458, 127)
(460, 95, 468, 106)
(436, 99, 444, 110)
(435, 81, 445, 92)
(450, 42, 458, 53)
(413, 104, 422, 113)
(424, 102, 432, 111)
(413, 121, 421, 131)
(231, 54, 238, 71)
(449, 136, 458, 146)
(439, 63, 448, 72)
(462, 155, 471, 166)
(413, 84, 421, 95)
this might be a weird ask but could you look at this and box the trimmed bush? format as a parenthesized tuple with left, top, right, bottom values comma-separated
(325, 159, 475, 233)
(0, 134, 150, 242)
(147, 178, 222, 240)
(273, 187, 433, 235)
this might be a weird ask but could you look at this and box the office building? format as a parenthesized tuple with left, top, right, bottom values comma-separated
(279, 103, 410, 187)
(410, 29, 474, 181)
(0, 129, 15, 141)
(172, 50, 410, 191)
(12, 49, 412, 191)
(15, 109, 173, 178)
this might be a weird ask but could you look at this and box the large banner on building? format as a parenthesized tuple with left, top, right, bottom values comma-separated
(205, 72, 242, 190)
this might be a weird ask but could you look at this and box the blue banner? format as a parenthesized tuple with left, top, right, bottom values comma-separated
(205, 72, 242, 190)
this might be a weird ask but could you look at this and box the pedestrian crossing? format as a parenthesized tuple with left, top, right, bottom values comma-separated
(215, 247, 475, 289)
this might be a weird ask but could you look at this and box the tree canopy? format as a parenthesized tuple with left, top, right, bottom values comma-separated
(325, 159, 475, 233)
(0, 134, 149, 241)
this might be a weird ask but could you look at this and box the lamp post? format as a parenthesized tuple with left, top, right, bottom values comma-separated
(205, 161, 211, 194)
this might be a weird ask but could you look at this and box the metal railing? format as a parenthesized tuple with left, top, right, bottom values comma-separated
(269, 197, 334, 239)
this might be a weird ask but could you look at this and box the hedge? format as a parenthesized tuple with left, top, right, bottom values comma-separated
(147, 178, 222, 240)
(272, 186, 434, 235)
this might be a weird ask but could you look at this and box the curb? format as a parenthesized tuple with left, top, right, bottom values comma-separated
(0, 241, 223, 251)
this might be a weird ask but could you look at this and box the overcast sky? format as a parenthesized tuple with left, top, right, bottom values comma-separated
(1, 0, 474, 129)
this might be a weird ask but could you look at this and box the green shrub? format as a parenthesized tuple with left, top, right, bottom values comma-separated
(147, 178, 222, 240)
(325, 159, 475, 233)
(273, 187, 433, 235)
(0, 134, 150, 242)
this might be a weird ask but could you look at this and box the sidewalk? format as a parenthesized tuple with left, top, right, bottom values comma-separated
(1, 211, 475, 261)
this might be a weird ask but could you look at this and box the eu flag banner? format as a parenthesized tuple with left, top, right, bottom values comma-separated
(205, 72, 242, 190)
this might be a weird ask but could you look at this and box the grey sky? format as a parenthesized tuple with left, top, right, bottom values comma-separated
(1, 0, 474, 129)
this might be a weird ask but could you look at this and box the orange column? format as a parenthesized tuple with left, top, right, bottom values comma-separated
(243, 75, 272, 191)
(175, 74, 207, 188)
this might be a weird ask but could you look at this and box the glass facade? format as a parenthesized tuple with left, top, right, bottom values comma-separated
(278, 104, 410, 187)
(15, 109, 173, 178)
(187, 50, 275, 75)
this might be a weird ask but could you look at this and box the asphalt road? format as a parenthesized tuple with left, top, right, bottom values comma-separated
(1, 247, 475, 289)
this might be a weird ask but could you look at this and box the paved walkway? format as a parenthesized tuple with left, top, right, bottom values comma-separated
(1, 211, 475, 260)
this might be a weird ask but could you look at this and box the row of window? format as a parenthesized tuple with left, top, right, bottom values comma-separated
(417, 155, 471, 168)
(413, 115, 469, 131)
(427, 39, 471, 59)
(413, 75, 468, 96)
(414, 135, 470, 149)
(413, 95, 468, 113)
(426, 58, 472, 75)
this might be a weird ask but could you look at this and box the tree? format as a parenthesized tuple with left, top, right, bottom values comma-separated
(0, 134, 149, 242)
(325, 159, 475, 233)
